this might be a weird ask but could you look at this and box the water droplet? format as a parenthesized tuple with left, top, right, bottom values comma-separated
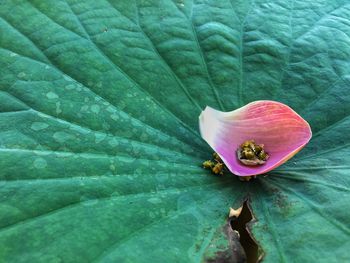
(63, 75, 73, 81)
(149, 212, 156, 218)
(106, 106, 115, 113)
(10, 52, 17, 57)
(55, 102, 62, 114)
(111, 191, 120, 198)
(81, 105, 89, 112)
(108, 138, 119, 147)
(53, 131, 75, 143)
(147, 197, 162, 204)
(95, 133, 106, 143)
(80, 196, 99, 206)
(111, 114, 119, 121)
(17, 72, 26, 78)
(91, 105, 100, 114)
(102, 123, 110, 130)
(31, 122, 49, 131)
(119, 101, 126, 109)
(140, 132, 148, 140)
(65, 84, 75, 90)
(33, 158, 47, 169)
(68, 126, 87, 136)
(46, 92, 58, 99)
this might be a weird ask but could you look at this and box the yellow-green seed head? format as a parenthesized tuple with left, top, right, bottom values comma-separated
(258, 150, 267, 161)
(243, 149, 255, 159)
(213, 152, 222, 162)
(203, 160, 214, 169)
(241, 140, 254, 148)
(254, 144, 263, 154)
(212, 163, 223, 174)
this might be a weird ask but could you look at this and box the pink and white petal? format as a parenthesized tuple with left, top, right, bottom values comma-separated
(199, 101, 312, 176)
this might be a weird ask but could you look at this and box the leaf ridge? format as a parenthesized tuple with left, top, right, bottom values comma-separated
(188, 3, 225, 111)
(65, 0, 202, 138)
(106, 0, 202, 111)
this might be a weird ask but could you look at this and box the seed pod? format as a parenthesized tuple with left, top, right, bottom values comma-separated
(258, 150, 268, 161)
(254, 144, 263, 154)
(237, 140, 269, 166)
(243, 149, 255, 159)
(241, 140, 254, 148)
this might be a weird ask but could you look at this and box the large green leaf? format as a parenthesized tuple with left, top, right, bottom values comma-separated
(1, 0, 349, 262)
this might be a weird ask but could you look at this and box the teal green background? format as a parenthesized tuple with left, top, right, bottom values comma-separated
(0, 0, 349, 262)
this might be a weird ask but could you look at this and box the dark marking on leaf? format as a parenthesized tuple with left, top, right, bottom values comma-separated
(206, 219, 246, 263)
(205, 199, 264, 263)
(271, 186, 293, 217)
(231, 200, 264, 263)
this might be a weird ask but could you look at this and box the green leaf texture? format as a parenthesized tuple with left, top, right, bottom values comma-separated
(0, 0, 349, 262)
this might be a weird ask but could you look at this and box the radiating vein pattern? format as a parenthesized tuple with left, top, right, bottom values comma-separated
(0, 0, 350, 262)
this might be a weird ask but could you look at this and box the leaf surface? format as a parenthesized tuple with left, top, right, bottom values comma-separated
(0, 0, 349, 262)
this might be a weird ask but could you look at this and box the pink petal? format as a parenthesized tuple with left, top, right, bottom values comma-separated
(199, 101, 312, 176)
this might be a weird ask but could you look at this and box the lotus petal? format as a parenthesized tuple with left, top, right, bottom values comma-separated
(199, 101, 312, 176)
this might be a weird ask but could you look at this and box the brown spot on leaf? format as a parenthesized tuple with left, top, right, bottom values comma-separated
(271, 187, 293, 217)
(206, 220, 246, 263)
(205, 199, 263, 263)
(231, 200, 263, 263)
